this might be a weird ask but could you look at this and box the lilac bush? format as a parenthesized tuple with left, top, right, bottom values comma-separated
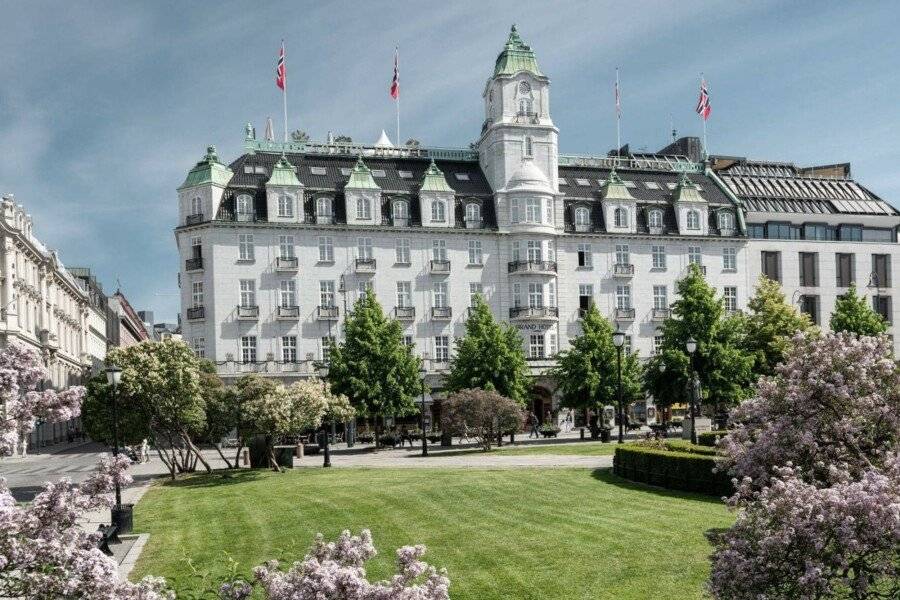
(709, 333, 900, 599)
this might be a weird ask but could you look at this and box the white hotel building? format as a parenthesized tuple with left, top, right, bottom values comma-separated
(176, 27, 900, 416)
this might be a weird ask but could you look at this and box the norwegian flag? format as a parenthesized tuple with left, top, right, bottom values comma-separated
(696, 77, 711, 121)
(615, 69, 621, 117)
(390, 49, 399, 99)
(276, 42, 286, 91)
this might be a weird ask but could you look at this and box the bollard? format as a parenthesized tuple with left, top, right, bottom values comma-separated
(580, 427, 585, 440)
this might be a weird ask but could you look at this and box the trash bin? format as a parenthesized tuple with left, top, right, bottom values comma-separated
(112, 504, 134, 534)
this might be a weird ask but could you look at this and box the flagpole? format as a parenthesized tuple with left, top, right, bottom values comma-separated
(395, 47, 400, 147)
(700, 73, 707, 158)
(615, 67, 621, 159)
(282, 40, 288, 143)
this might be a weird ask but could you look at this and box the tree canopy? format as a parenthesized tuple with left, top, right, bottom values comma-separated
(441, 388, 523, 451)
(743, 276, 813, 377)
(445, 295, 530, 405)
(829, 284, 888, 337)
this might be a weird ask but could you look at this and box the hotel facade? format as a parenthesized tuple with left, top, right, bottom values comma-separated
(175, 27, 900, 416)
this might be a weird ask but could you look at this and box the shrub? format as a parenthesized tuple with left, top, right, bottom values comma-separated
(647, 439, 719, 456)
(379, 434, 397, 447)
(613, 445, 732, 496)
(442, 388, 523, 451)
(697, 430, 728, 447)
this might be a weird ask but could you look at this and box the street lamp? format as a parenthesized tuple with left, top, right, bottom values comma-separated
(685, 336, 699, 445)
(612, 328, 626, 444)
(105, 365, 127, 530)
(319, 364, 331, 468)
(419, 357, 428, 457)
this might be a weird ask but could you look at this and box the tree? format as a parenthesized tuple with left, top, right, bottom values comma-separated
(441, 388, 523, 451)
(644, 265, 755, 418)
(81, 374, 151, 448)
(196, 360, 235, 468)
(829, 284, 887, 336)
(445, 295, 530, 405)
(107, 339, 210, 478)
(326, 290, 421, 434)
(743, 275, 813, 376)
(0, 342, 85, 456)
(550, 304, 641, 433)
(709, 333, 900, 599)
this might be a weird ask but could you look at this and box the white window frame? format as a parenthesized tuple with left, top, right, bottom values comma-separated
(648, 209, 663, 229)
(278, 194, 293, 218)
(238, 234, 254, 261)
(615, 244, 630, 265)
(236, 194, 253, 216)
(652, 245, 667, 269)
(191, 281, 203, 308)
(431, 199, 446, 223)
(432, 240, 447, 261)
(723, 287, 738, 312)
(465, 203, 481, 223)
(192, 336, 205, 358)
(318, 236, 334, 262)
(526, 240, 542, 262)
(396, 238, 411, 264)
(393, 200, 409, 221)
(525, 198, 541, 223)
(435, 336, 450, 362)
(574, 207, 590, 227)
(468, 240, 483, 265)
(191, 196, 202, 216)
(723, 247, 737, 271)
(281, 336, 297, 363)
(528, 282, 543, 308)
(316, 197, 333, 221)
(653, 285, 668, 310)
(577, 243, 592, 268)
(433, 282, 448, 308)
(240, 336, 257, 363)
(280, 280, 296, 307)
(614, 207, 628, 228)
(616, 284, 631, 309)
(239, 280, 256, 307)
(357, 237, 373, 260)
(688, 246, 703, 265)
(687, 210, 700, 230)
(529, 333, 545, 359)
(356, 196, 372, 220)
(396, 282, 412, 308)
(319, 280, 335, 308)
(279, 235, 295, 259)
(469, 282, 483, 306)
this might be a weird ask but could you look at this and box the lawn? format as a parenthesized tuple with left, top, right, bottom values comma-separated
(131, 468, 732, 600)
(493, 440, 619, 456)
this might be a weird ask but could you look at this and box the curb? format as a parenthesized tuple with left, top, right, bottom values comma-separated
(118, 533, 150, 579)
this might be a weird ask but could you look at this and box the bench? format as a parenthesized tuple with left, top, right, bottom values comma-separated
(97, 524, 120, 555)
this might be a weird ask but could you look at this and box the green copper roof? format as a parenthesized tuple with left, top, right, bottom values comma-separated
(601, 168, 635, 201)
(673, 171, 705, 203)
(344, 156, 380, 190)
(266, 155, 302, 187)
(494, 25, 544, 78)
(420, 160, 454, 193)
(179, 146, 233, 190)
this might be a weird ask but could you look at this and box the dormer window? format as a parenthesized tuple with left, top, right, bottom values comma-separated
(718, 211, 735, 231)
(277, 194, 293, 218)
(316, 197, 333, 224)
(648, 209, 664, 229)
(614, 207, 628, 228)
(393, 200, 409, 226)
(686, 210, 700, 230)
(465, 203, 481, 223)
(236, 194, 253, 219)
(357, 197, 372, 220)
(431, 199, 446, 223)
(574, 206, 590, 232)
(524, 136, 533, 157)
(190, 196, 202, 216)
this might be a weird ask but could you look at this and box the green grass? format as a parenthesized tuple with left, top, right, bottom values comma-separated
(132, 468, 732, 600)
(493, 440, 619, 456)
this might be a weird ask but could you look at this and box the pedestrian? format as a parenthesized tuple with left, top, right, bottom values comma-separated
(140, 438, 150, 463)
(529, 412, 540, 438)
(565, 409, 573, 433)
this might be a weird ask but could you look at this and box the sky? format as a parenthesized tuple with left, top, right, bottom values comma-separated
(1, 0, 898, 321)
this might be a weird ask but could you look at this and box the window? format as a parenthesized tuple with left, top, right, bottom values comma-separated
(615, 244, 630, 265)
(518, 97, 533, 115)
(398, 170, 413, 179)
(236, 194, 253, 216)
(433, 282, 448, 308)
(469, 283, 483, 306)
(767, 222, 801, 240)
(616, 285, 631, 309)
(432, 240, 447, 261)
(282, 336, 297, 363)
(686, 210, 700, 230)
(574, 207, 590, 228)
(804, 223, 835, 241)
(838, 225, 863, 242)
(240, 336, 257, 363)
(747, 223, 765, 238)
(280, 280, 296, 307)
(357, 237, 373, 260)
(510, 198, 520, 223)
(393, 200, 409, 223)
(723, 287, 737, 313)
(548, 333, 557, 356)
(278, 235, 295, 259)
(653, 335, 663, 355)
(468, 240, 483, 265)
(191, 196, 202, 215)
(191, 236, 202, 259)
(525, 198, 541, 223)
(644, 181, 660, 190)
(653, 285, 668, 310)
(836, 253, 854, 287)
(356, 196, 371, 220)
(454, 173, 470, 181)
(431, 200, 446, 223)
(801, 295, 820, 325)
(278, 194, 293, 218)
(320, 281, 335, 307)
(397, 282, 412, 308)
(403, 335, 414, 347)
(762, 251, 781, 282)
(321, 336, 335, 362)
(548, 280, 556, 307)
(528, 283, 543, 308)
(512, 283, 522, 308)
(723, 247, 737, 271)
(524, 136, 533, 157)
(191, 281, 204, 308)
(465, 203, 481, 223)
(872, 254, 890, 287)
(435, 336, 450, 362)
(526, 240, 542, 262)
(316, 197, 333, 222)
(357, 280, 373, 297)
(529, 334, 545, 359)
(239, 280, 256, 307)
(718, 211, 735, 231)
(318, 236, 334, 262)
(648, 209, 663, 229)
(799, 252, 818, 287)
(309, 166, 327, 176)
(238, 234, 254, 261)
(614, 207, 628, 228)
(652, 245, 666, 270)
(688, 246, 702, 265)
(863, 228, 894, 243)
(579, 284, 593, 313)
(396, 238, 411, 264)
(575, 178, 591, 187)
(371, 169, 386, 178)
(623, 336, 633, 355)
(192, 337, 205, 359)
(577, 243, 592, 268)
(873, 295, 892, 324)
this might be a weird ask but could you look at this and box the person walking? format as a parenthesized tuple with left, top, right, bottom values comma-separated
(528, 411, 540, 438)
(140, 438, 150, 463)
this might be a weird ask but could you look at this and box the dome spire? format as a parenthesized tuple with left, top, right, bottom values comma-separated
(494, 24, 543, 77)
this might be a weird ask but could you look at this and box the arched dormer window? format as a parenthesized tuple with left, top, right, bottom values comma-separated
(356, 196, 372, 220)
(277, 194, 293, 218)
(191, 196, 202, 216)
(524, 136, 533, 157)
(431, 199, 446, 223)
(614, 207, 628, 228)
(465, 202, 481, 223)
(236, 194, 253, 221)
(686, 209, 700, 230)
(574, 206, 590, 231)
(316, 196, 333, 224)
(718, 211, 735, 231)
(393, 199, 409, 224)
(648, 208, 663, 229)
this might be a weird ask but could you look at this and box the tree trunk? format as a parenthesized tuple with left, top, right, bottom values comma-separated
(181, 432, 212, 473)
(214, 443, 234, 469)
(156, 447, 176, 480)
(233, 436, 244, 468)
(268, 445, 282, 472)
(375, 416, 382, 451)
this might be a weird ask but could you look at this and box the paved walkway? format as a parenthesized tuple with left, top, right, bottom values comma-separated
(297, 448, 613, 468)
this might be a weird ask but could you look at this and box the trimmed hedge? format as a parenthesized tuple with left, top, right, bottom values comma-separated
(660, 440, 718, 456)
(697, 430, 729, 447)
(613, 445, 732, 497)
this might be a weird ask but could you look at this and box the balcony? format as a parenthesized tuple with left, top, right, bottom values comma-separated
(394, 306, 416, 320)
(465, 219, 484, 230)
(236, 305, 259, 320)
(317, 305, 339, 321)
(316, 214, 333, 225)
(613, 263, 634, 278)
(185, 257, 203, 271)
(719, 228, 735, 237)
(185, 213, 204, 226)
(394, 217, 409, 227)
(508, 260, 558, 275)
(277, 305, 300, 319)
(431, 306, 452, 320)
(276, 256, 298, 271)
(355, 258, 377, 273)
(649, 225, 665, 235)
(510, 306, 559, 320)
(186, 306, 205, 320)
(651, 308, 670, 321)
(430, 259, 451, 274)
(615, 308, 636, 321)
(235, 211, 257, 222)
(574, 223, 591, 233)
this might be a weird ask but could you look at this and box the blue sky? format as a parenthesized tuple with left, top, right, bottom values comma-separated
(1, 1, 898, 321)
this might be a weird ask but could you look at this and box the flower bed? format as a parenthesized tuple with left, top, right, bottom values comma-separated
(613, 444, 732, 496)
